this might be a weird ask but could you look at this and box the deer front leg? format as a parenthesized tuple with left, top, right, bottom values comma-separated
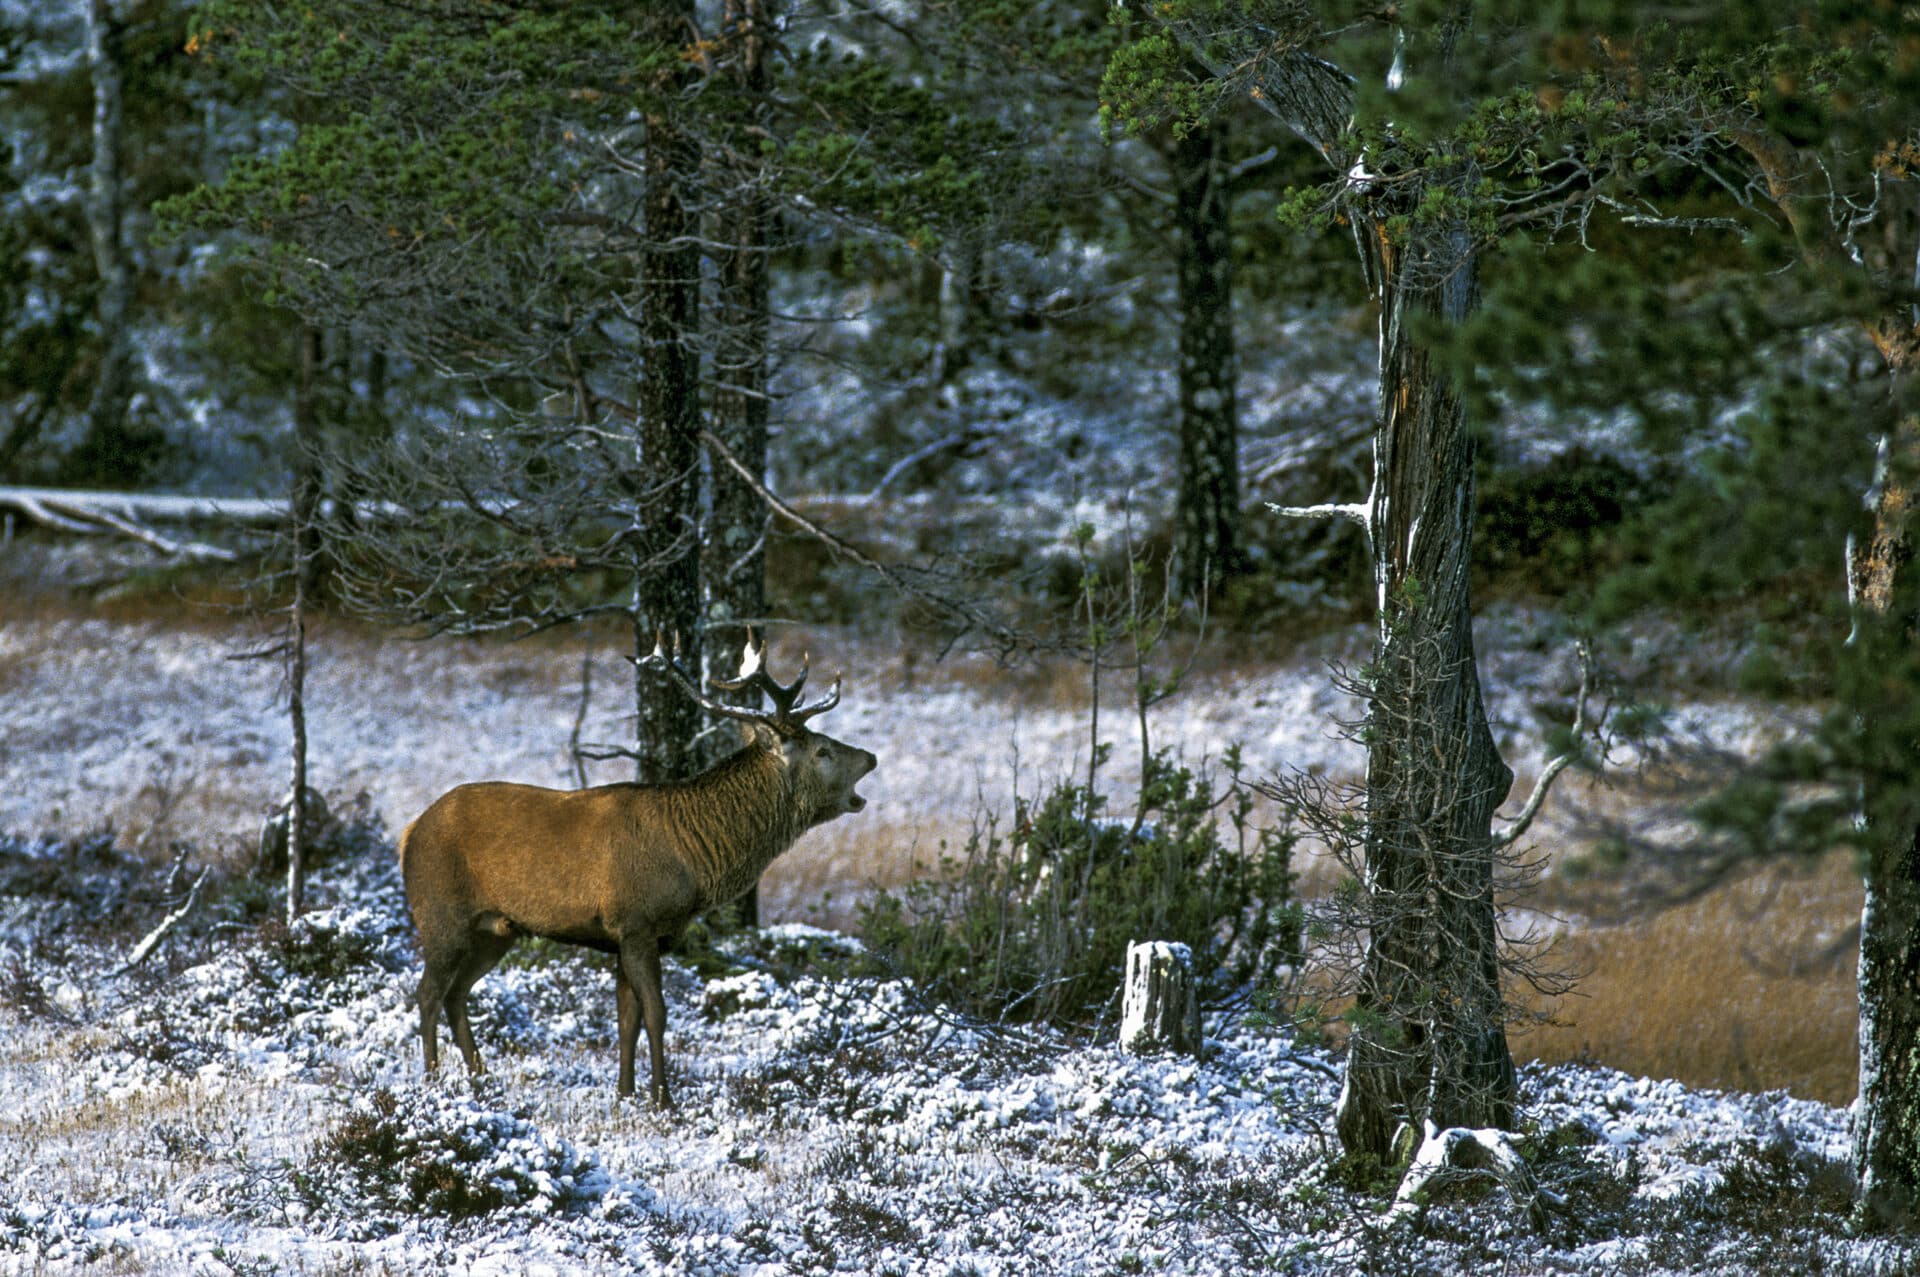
(617, 937, 672, 1108)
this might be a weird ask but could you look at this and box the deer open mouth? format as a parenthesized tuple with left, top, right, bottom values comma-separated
(845, 792, 867, 813)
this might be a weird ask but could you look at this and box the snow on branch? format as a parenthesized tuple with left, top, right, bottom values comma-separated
(0, 485, 281, 562)
(119, 862, 211, 974)
(1390, 1120, 1564, 1233)
(1267, 499, 1371, 533)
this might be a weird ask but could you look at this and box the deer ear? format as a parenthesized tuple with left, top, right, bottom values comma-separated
(741, 721, 780, 749)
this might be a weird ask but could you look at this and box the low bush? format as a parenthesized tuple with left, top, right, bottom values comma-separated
(855, 745, 1300, 1031)
(1710, 1137, 1858, 1233)
(304, 1087, 605, 1227)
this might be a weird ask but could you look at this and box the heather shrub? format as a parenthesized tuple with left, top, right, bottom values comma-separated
(304, 1088, 605, 1227)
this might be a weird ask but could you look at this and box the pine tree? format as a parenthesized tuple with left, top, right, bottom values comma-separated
(1108, 1, 1538, 1151)
(172, 1, 721, 778)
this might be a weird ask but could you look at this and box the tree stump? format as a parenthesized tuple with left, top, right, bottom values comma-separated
(1120, 940, 1198, 1056)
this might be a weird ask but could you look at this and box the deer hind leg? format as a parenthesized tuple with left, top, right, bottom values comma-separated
(617, 937, 671, 1108)
(443, 930, 514, 1076)
(414, 953, 461, 1076)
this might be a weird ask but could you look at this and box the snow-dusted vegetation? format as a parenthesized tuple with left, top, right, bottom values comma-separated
(9, 0, 1920, 1267)
(0, 828, 1910, 1276)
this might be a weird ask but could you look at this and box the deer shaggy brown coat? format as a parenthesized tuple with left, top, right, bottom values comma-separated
(398, 638, 875, 1106)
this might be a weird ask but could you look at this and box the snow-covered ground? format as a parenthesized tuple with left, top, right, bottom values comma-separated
(0, 834, 1907, 1276)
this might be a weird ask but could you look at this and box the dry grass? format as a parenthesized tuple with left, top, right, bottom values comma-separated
(1517, 852, 1861, 1105)
(761, 816, 973, 932)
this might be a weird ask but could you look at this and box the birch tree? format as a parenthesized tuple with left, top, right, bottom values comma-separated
(82, 0, 137, 472)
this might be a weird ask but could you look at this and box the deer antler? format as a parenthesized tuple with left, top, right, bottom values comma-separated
(637, 628, 842, 732)
(709, 628, 842, 725)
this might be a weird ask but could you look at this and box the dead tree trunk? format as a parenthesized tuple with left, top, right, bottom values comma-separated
(285, 324, 324, 922)
(1120, 940, 1199, 1056)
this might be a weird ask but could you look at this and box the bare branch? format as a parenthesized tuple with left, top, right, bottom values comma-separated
(118, 865, 210, 973)
(1492, 641, 1597, 850)
(1267, 499, 1371, 533)
(697, 426, 1026, 654)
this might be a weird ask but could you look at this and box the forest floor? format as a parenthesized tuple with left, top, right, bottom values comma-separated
(0, 536, 1893, 1273)
(0, 828, 1903, 1275)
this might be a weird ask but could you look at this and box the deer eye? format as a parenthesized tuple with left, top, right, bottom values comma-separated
(815, 746, 829, 758)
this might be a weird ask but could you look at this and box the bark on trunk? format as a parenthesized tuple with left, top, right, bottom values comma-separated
(632, 3, 704, 787)
(1856, 789, 1920, 1231)
(1336, 203, 1517, 1159)
(285, 325, 324, 923)
(1850, 322, 1920, 1231)
(84, 0, 135, 462)
(705, 0, 775, 924)
(1169, 120, 1242, 596)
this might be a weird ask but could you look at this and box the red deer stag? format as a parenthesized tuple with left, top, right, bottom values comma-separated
(398, 630, 876, 1106)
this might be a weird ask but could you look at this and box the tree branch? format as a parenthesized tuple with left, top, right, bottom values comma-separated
(1267, 499, 1371, 533)
(697, 427, 1024, 653)
(1493, 641, 1595, 850)
(0, 488, 246, 561)
(119, 865, 210, 973)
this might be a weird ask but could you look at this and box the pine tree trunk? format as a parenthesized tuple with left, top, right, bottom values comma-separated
(83, 0, 135, 463)
(706, 0, 775, 925)
(1856, 791, 1920, 1231)
(1169, 120, 1241, 596)
(1336, 203, 1517, 1159)
(1850, 322, 1920, 1230)
(632, 3, 703, 786)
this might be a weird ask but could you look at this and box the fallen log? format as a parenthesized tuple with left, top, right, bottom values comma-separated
(0, 485, 286, 562)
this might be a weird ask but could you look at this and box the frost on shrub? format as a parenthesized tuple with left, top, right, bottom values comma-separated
(302, 1088, 606, 1229)
(857, 746, 1300, 1029)
(248, 905, 409, 990)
